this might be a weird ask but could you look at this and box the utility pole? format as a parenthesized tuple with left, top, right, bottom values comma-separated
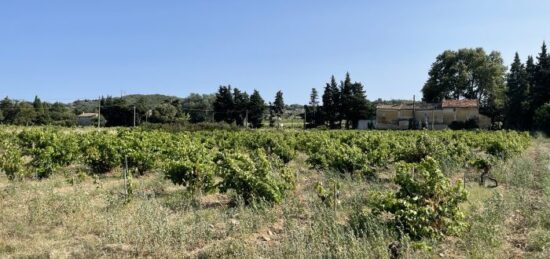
(244, 110, 249, 128)
(412, 95, 416, 129)
(304, 105, 307, 129)
(98, 96, 101, 128)
(133, 106, 136, 127)
(432, 109, 435, 130)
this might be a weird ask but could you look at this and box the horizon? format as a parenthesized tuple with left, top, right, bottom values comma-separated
(1, 1, 550, 104)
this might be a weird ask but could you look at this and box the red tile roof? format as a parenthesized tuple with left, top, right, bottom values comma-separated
(441, 99, 478, 108)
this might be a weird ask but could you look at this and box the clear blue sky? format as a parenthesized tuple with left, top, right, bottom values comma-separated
(1, 0, 549, 104)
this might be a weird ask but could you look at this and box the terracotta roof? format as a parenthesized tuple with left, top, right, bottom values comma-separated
(377, 103, 438, 110)
(441, 99, 478, 108)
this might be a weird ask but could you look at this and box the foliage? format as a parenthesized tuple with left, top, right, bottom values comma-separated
(82, 132, 122, 174)
(534, 102, 550, 135)
(505, 53, 531, 130)
(314, 180, 341, 207)
(273, 90, 285, 117)
(372, 157, 468, 240)
(248, 90, 266, 128)
(0, 137, 25, 180)
(216, 149, 295, 204)
(150, 103, 179, 123)
(422, 48, 506, 121)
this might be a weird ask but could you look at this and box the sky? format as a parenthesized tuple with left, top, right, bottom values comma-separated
(1, 0, 550, 104)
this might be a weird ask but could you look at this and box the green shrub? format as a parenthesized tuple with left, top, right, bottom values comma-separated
(0, 140, 25, 180)
(216, 149, 295, 204)
(534, 102, 550, 135)
(82, 132, 122, 174)
(165, 161, 215, 192)
(372, 157, 468, 240)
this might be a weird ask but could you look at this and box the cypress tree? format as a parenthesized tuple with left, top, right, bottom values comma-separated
(505, 53, 530, 130)
(233, 88, 250, 126)
(340, 72, 353, 128)
(532, 42, 550, 111)
(349, 81, 369, 128)
(213, 85, 234, 123)
(308, 88, 320, 127)
(248, 90, 265, 128)
(322, 75, 341, 128)
(273, 91, 285, 117)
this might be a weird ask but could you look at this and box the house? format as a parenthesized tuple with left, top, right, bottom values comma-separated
(375, 99, 491, 129)
(77, 112, 99, 126)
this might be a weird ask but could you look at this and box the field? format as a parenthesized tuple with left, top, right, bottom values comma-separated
(1, 127, 548, 258)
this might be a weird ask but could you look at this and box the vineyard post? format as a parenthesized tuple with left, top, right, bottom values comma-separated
(245, 110, 249, 128)
(333, 181, 337, 214)
(124, 155, 128, 197)
(463, 162, 466, 189)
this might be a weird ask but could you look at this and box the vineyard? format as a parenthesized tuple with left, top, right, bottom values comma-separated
(1, 127, 548, 258)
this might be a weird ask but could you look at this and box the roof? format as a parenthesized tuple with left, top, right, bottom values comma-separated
(78, 113, 99, 118)
(377, 103, 438, 110)
(376, 99, 479, 110)
(441, 99, 478, 108)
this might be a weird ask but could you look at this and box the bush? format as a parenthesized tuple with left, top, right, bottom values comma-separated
(165, 161, 216, 193)
(372, 157, 468, 240)
(0, 140, 25, 180)
(216, 149, 295, 204)
(82, 132, 122, 174)
(449, 119, 478, 130)
(534, 102, 550, 135)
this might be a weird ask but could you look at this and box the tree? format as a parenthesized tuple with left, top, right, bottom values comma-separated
(0, 97, 14, 123)
(248, 90, 265, 128)
(213, 85, 234, 124)
(340, 73, 354, 128)
(32, 96, 50, 124)
(150, 103, 178, 123)
(505, 53, 530, 130)
(310, 88, 319, 108)
(182, 93, 215, 123)
(524, 55, 537, 129)
(233, 88, 250, 126)
(534, 102, 550, 135)
(13, 102, 36, 126)
(421, 48, 507, 121)
(306, 88, 322, 127)
(348, 81, 370, 128)
(322, 75, 341, 128)
(273, 90, 285, 117)
(532, 42, 550, 114)
(49, 102, 76, 126)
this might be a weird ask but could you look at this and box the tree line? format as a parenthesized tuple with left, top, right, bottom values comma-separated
(0, 96, 76, 126)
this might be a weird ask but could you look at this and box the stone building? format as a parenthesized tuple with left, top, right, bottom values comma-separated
(375, 99, 491, 129)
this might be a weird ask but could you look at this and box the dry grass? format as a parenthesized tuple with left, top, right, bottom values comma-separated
(1, 138, 550, 258)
